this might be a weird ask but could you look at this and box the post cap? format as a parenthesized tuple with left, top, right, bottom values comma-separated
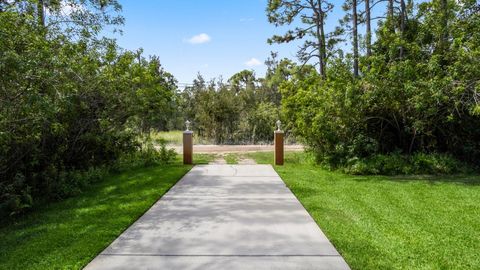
(185, 120, 191, 131)
(276, 120, 282, 131)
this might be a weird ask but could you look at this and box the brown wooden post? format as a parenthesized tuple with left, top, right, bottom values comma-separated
(274, 120, 284, 165)
(183, 120, 193, 165)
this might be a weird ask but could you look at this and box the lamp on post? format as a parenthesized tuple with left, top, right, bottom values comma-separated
(183, 120, 193, 164)
(274, 120, 284, 165)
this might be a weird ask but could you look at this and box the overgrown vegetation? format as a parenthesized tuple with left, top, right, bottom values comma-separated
(342, 152, 469, 175)
(266, 0, 480, 171)
(0, 1, 178, 218)
(171, 0, 480, 173)
(250, 151, 480, 269)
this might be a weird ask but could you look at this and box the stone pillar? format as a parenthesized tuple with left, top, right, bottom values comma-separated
(183, 120, 193, 165)
(274, 120, 284, 166)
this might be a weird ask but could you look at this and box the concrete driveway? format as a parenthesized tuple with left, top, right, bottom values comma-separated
(85, 165, 350, 270)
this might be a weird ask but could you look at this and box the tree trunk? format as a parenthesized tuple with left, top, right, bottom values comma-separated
(439, 0, 449, 66)
(365, 0, 372, 57)
(319, 10, 327, 79)
(399, 0, 406, 58)
(313, 0, 327, 79)
(37, 0, 45, 27)
(316, 26, 324, 77)
(353, 0, 359, 77)
(388, 0, 394, 32)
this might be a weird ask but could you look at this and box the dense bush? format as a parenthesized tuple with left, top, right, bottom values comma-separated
(114, 139, 177, 171)
(0, 2, 178, 218)
(343, 153, 468, 175)
(279, 1, 480, 172)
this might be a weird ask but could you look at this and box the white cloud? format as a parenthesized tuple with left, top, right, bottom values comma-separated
(245, 58, 262, 67)
(240, 18, 255, 22)
(186, 33, 211, 44)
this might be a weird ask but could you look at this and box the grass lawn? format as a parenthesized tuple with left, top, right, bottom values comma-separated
(248, 151, 480, 270)
(0, 161, 196, 270)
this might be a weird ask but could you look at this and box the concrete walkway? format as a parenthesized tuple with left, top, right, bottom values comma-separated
(85, 165, 350, 270)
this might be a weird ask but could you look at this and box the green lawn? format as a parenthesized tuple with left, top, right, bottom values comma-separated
(249, 152, 480, 270)
(2, 152, 478, 269)
(0, 163, 193, 270)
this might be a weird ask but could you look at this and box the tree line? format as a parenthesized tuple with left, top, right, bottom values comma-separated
(176, 0, 479, 173)
(176, 57, 287, 145)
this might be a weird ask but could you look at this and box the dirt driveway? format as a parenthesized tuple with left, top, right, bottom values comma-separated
(170, 144, 304, 154)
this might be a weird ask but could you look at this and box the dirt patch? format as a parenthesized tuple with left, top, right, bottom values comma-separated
(209, 156, 227, 164)
(237, 158, 257, 165)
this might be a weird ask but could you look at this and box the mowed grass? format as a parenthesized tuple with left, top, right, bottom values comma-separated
(248, 152, 480, 269)
(0, 163, 193, 270)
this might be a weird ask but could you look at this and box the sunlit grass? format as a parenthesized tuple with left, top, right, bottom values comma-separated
(0, 164, 192, 270)
(249, 151, 480, 269)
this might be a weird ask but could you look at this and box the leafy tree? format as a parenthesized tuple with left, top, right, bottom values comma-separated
(339, 0, 360, 76)
(267, 0, 336, 78)
(276, 0, 480, 168)
(0, 1, 178, 217)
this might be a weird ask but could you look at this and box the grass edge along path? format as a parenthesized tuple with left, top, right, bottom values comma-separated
(248, 151, 480, 270)
(0, 162, 194, 270)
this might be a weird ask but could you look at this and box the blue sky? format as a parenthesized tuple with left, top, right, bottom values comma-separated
(110, 0, 378, 85)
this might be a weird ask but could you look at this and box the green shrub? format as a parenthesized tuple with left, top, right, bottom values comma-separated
(0, 166, 111, 217)
(50, 167, 109, 200)
(344, 152, 469, 175)
(0, 174, 32, 217)
(0, 10, 178, 220)
(114, 139, 176, 171)
(0, 138, 176, 219)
